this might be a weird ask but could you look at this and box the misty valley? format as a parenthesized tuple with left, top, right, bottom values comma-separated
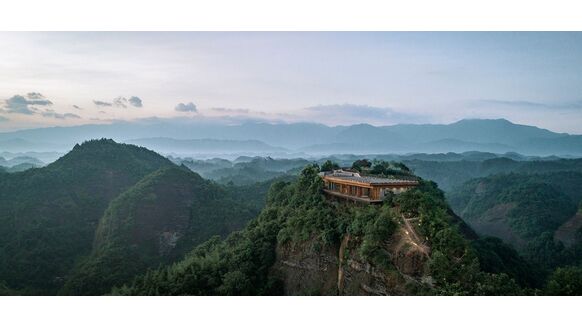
(0, 118, 581, 295)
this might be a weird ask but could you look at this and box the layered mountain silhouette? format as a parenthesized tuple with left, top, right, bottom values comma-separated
(1, 138, 581, 295)
(1, 118, 580, 156)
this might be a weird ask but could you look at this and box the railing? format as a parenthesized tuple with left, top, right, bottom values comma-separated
(323, 189, 383, 203)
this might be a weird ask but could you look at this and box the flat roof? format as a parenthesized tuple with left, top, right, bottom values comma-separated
(323, 173, 418, 186)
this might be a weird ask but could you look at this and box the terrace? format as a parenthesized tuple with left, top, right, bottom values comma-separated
(320, 170, 418, 203)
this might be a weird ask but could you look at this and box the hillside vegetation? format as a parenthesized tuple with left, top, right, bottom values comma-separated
(0, 139, 173, 294)
(407, 157, 582, 191)
(176, 156, 309, 185)
(0, 139, 268, 295)
(61, 166, 259, 295)
(1, 138, 579, 295)
(114, 165, 526, 295)
(448, 172, 582, 284)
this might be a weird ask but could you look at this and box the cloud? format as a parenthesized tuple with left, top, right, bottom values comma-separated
(0, 93, 81, 121)
(305, 103, 423, 125)
(128, 96, 143, 108)
(2, 95, 37, 114)
(1, 93, 53, 115)
(175, 102, 197, 112)
(94, 96, 143, 109)
(41, 109, 81, 120)
(210, 107, 250, 114)
(93, 100, 113, 107)
(0, 115, 8, 122)
(25, 95, 52, 106)
(26, 92, 45, 100)
(113, 97, 128, 108)
(473, 99, 582, 111)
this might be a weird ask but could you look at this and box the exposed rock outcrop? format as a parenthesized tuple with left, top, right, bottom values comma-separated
(274, 218, 432, 296)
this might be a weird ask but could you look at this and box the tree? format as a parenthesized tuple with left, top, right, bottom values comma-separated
(393, 162, 411, 173)
(545, 266, 582, 295)
(351, 159, 371, 171)
(320, 160, 339, 172)
(370, 161, 389, 175)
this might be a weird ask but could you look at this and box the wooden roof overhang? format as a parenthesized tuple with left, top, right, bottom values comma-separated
(322, 176, 419, 188)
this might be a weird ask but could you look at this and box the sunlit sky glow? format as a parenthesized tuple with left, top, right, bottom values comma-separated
(1, 32, 582, 133)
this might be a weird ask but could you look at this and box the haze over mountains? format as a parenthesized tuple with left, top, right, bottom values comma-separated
(1, 137, 581, 295)
(0, 139, 270, 295)
(1, 118, 581, 158)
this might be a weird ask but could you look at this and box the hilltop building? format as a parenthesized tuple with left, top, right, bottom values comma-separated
(320, 169, 418, 204)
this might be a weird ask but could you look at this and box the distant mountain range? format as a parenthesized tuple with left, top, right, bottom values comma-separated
(1, 118, 581, 156)
(0, 155, 44, 167)
(126, 137, 287, 157)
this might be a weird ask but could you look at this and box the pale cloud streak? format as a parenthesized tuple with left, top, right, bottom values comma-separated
(304, 103, 428, 125)
(95, 96, 143, 109)
(41, 109, 81, 120)
(472, 99, 582, 111)
(209, 107, 250, 114)
(93, 100, 113, 107)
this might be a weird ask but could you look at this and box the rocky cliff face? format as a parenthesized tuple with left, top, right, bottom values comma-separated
(273, 217, 432, 296)
(273, 237, 339, 295)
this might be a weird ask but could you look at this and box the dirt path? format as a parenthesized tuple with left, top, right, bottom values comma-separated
(394, 215, 430, 257)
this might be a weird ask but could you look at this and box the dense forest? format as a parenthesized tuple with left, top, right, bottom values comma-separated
(0, 140, 271, 295)
(407, 157, 582, 191)
(60, 166, 264, 295)
(113, 164, 534, 295)
(174, 156, 308, 185)
(171, 153, 582, 192)
(0, 140, 581, 295)
(448, 172, 582, 288)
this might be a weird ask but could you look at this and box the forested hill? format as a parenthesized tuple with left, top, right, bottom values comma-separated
(0, 139, 267, 295)
(448, 172, 582, 281)
(0, 139, 173, 294)
(406, 157, 582, 192)
(61, 166, 259, 295)
(114, 165, 529, 296)
(2, 138, 579, 295)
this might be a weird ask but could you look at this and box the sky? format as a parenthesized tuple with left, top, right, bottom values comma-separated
(1, 32, 582, 133)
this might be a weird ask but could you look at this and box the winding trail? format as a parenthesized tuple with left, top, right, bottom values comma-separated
(400, 215, 430, 256)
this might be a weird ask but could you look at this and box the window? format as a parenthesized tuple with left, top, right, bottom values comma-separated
(362, 188, 370, 197)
